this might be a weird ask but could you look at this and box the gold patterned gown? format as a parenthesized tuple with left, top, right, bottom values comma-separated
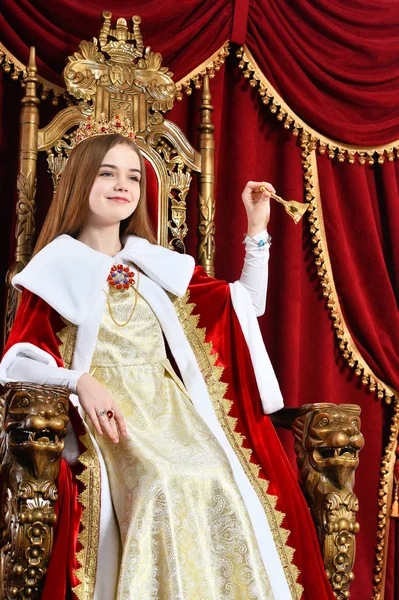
(89, 284, 273, 600)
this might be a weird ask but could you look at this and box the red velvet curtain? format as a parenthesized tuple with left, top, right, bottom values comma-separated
(246, 0, 399, 144)
(0, 0, 232, 86)
(1, 2, 399, 598)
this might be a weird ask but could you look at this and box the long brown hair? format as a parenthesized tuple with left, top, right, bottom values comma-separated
(34, 133, 157, 254)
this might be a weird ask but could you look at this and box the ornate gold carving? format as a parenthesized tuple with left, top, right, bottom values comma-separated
(99, 12, 144, 60)
(0, 383, 69, 599)
(64, 11, 176, 125)
(197, 193, 215, 273)
(38, 105, 91, 152)
(0, 40, 230, 105)
(147, 130, 196, 252)
(4, 48, 40, 343)
(172, 293, 304, 599)
(41, 105, 94, 190)
(46, 150, 69, 190)
(236, 45, 399, 165)
(197, 75, 215, 276)
(73, 433, 101, 600)
(175, 42, 230, 98)
(3, 267, 23, 343)
(292, 403, 364, 599)
(15, 170, 37, 260)
(167, 171, 191, 252)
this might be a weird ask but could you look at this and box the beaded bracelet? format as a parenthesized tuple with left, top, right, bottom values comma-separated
(243, 233, 272, 249)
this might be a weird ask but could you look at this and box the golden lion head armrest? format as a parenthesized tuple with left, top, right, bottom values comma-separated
(0, 382, 69, 598)
(292, 402, 364, 600)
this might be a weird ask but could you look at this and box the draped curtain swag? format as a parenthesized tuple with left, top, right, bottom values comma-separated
(1, 1, 399, 598)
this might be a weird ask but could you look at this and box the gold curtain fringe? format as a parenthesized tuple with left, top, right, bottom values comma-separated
(0, 42, 66, 105)
(175, 42, 230, 99)
(237, 45, 399, 165)
(0, 43, 25, 81)
(372, 400, 399, 599)
(300, 135, 396, 404)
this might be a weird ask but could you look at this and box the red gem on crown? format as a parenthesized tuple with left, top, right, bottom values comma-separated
(72, 112, 137, 145)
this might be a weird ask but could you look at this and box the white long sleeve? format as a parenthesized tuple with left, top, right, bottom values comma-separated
(6, 356, 83, 394)
(239, 230, 270, 317)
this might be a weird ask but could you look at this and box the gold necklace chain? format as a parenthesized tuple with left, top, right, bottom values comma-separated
(105, 268, 140, 327)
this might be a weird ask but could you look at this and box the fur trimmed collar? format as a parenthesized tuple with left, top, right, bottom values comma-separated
(13, 234, 195, 325)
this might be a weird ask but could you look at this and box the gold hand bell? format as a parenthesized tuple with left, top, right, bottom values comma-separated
(259, 186, 308, 225)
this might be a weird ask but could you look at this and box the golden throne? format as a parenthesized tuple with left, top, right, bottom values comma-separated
(1, 12, 363, 599)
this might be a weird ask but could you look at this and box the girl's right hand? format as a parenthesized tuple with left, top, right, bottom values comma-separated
(76, 373, 127, 443)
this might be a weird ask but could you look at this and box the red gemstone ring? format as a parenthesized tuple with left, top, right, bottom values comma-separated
(106, 409, 115, 421)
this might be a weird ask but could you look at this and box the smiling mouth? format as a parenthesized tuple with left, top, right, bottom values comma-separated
(108, 196, 130, 203)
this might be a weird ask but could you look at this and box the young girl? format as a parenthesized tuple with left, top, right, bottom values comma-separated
(1, 133, 334, 599)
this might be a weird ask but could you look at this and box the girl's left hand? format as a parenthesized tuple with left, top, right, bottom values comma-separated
(242, 181, 275, 237)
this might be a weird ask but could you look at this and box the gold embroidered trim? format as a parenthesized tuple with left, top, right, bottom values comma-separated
(300, 139, 399, 599)
(57, 317, 78, 369)
(72, 432, 102, 600)
(236, 45, 399, 165)
(175, 42, 230, 99)
(57, 321, 101, 598)
(0, 42, 65, 103)
(172, 294, 304, 599)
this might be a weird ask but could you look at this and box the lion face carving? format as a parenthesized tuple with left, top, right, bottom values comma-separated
(0, 383, 70, 484)
(292, 403, 364, 494)
(0, 383, 70, 597)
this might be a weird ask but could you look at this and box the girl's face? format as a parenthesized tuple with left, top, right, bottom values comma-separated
(87, 143, 141, 228)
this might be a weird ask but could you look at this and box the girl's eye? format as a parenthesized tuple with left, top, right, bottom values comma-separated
(99, 171, 113, 177)
(129, 176, 140, 182)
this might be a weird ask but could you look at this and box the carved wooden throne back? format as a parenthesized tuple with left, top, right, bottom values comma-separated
(4, 10, 216, 342)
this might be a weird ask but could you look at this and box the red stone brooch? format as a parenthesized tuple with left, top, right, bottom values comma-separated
(107, 264, 136, 289)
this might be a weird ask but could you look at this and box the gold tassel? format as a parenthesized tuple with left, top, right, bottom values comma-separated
(391, 473, 399, 518)
(391, 496, 398, 518)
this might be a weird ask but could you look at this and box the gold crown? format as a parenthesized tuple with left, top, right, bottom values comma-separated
(72, 113, 137, 145)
